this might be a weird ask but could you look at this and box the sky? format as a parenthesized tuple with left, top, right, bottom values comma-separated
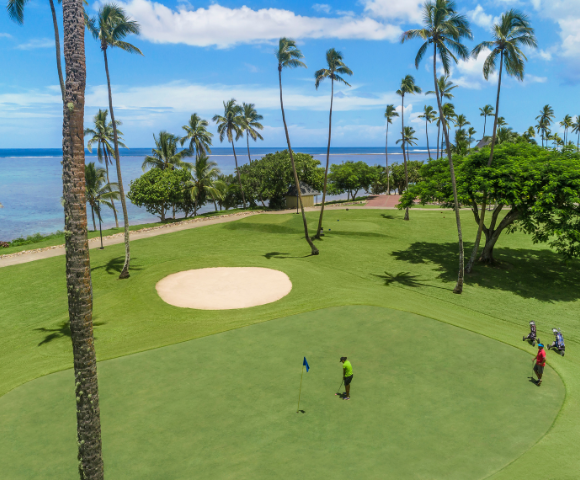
(0, 0, 579, 148)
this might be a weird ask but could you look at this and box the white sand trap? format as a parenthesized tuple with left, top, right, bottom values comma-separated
(156, 267, 292, 310)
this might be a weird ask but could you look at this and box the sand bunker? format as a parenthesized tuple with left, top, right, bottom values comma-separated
(156, 267, 292, 310)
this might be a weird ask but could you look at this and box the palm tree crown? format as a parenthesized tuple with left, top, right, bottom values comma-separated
(87, 4, 143, 54)
(396, 74, 422, 98)
(419, 105, 437, 123)
(180, 113, 213, 159)
(385, 104, 399, 124)
(455, 114, 470, 130)
(276, 37, 307, 71)
(85, 162, 120, 231)
(142, 131, 192, 171)
(396, 127, 419, 148)
(84, 109, 127, 167)
(214, 99, 245, 144)
(426, 75, 457, 99)
(241, 103, 264, 159)
(314, 48, 353, 88)
(187, 156, 226, 213)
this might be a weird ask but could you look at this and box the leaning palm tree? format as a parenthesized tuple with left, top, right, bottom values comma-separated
(560, 115, 573, 145)
(314, 48, 353, 240)
(213, 99, 246, 208)
(572, 116, 580, 149)
(401, 0, 473, 294)
(85, 162, 120, 231)
(276, 37, 318, 255)
(396, 75, 422, 221)
(187, 155, 226, 216)
(418, 105, 437, 159)
(384, 104, 399, 194)
(61, 0, 104, 475)
(180, 113, 213, 159)
(142, 131, 193, 171)
(240, 103, 264, 163)
(536, 105, 555, 147)
(479, 105, 494, 138)
(84, 109, 127, 228)
(467, 9, 536, 274)
(8, 0, 65, 101)
(87, 4, 142, 279)
(426, 75, 457, 157)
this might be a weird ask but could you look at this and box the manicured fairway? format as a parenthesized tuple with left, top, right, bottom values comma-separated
(0, 306, 564, 479)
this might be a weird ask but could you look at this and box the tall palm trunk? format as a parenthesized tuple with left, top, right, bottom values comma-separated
(278, 66, 319, 255)
(246, 132, 252, 164)
(466, 53, 504, 274)
(103, 47, 130, 279)
(62, 0, 104, 476)
(401, 95, 410, 221)
(90, 205, 97, 231)
(433, 45, 464, 294)
(425, 118, 431, 159)
(385, 122, 390, 195)
(437, 121, 441, 159)
(102, 146, 119, 228)
(231, 140, 246, 208)
(483, 115, 487, 139)
(49, 0, 65, 102)
(315, 76, 334, 239)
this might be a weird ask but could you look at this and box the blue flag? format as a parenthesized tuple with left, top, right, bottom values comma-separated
(303, 357, 310, 372)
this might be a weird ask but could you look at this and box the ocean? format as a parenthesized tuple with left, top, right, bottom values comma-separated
(0, 147, 429, 241)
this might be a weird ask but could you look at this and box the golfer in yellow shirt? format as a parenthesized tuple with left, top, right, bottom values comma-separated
(340, 356, 353, 400)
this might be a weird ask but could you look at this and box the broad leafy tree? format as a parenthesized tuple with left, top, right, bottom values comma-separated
(314, 48, 353, 239)
(61, 0, 104, 475)
(87, 3, 142, 279)
(401, 0, 473, 293)
(384, 104, 399, 193)
(328, 161, 380, 201)
(418, 105, 437, 159)
(276, 37, 318, 254)
(241, 103, 264, 163)
(467, 10, 537, 273)
(180, 113, 213, 159)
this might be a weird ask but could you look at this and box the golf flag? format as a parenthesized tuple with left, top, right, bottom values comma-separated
(303, 357, 310, 372)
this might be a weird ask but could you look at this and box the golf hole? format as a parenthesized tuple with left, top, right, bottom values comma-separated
(156, 267, 292, 310)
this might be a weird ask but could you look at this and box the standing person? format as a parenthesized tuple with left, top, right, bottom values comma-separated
(340, 356, 353, 400)
(533, 343, 546, 386)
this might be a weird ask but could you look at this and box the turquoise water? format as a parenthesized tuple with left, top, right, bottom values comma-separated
(0, 147, 428, 241)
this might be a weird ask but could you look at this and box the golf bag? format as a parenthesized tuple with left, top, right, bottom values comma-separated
(522, 321, 539, 346)
(548, 329, 565, 357)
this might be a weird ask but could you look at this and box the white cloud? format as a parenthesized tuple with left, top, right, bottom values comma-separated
(312, 4, 331, 14)
(0, 33, 13, 39)
(559, 18, 580, 58)
(362, 0, 423, 23)
(451, 49, 497, 89)
(16, 38, 55, 50)
(467, 5, 499, 29)
(524, 74, 548, 84)
(120, 0, 402, 48)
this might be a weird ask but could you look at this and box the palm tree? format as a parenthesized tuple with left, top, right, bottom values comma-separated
(467, 10, 536, 274)
(497, 116, 508, 128)
(87, 4, 142, 279)
(241, 103, 264, 163)
(84, 109, 126, 228)
(396, 75, 422, 221)
(523, 126, 536, 143)
(552, 133, 563, 149)
(401, 0, 473, 294)
(8, 0, 65, 101)
(572, 116, 580, 149)
(61, 0, 104, 475)
(418, 105, 437, 159)
(180, 113, 213, 159)
(142, 131, 193, 171)
(439, 102, 457, 151)
(384, 104, 399, 194)
(187, 156, 226, 216)
(560, 114, 573, 145)
(536, 105, 555, 147)
(479, 105, 494, 138)
(213, 99, 246, 208)
(276, 37, 318, 255)
(467, 126, 477, 147)
(426, 75, 457, 158)
(85, 162, 120, 231)
(396, 127, 419, 173)
(314, 48, 353, 239)
(455, 114, 470, 142)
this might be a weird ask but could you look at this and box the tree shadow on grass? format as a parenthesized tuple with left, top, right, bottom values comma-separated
(225, 221, 388, 238)
(381, 213, 398, 220)
(91, 256, 143, 275)
(373, 271, 448, 290)
(35, 319, 106, 346)
(391, 242, 580, 302)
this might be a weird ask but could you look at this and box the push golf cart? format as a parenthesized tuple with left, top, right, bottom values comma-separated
(522, 321, 539, 346)
(547, 328, 565, 357)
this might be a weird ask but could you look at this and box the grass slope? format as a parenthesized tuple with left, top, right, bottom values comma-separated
(0, 306, 564, 479)
(0, 209, 578, 478)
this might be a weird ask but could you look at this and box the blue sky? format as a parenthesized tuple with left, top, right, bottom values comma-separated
(0, 0, 579, 148)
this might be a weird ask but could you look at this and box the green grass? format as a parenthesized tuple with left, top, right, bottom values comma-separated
(0, 306, 564, 479)
(0, 209, 579, 478)
(315, 196, 368, 206)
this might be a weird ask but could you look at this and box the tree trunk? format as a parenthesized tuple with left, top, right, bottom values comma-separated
(437, 121, 441, 159)
(433, 44, 464, 294)
(103, 147, 119, 228)
(246, 132, 252, 164)
(401, 95, 410, 221)
(426, 119, 431, 159)
(278, 66, 319, 255)
(49, 0, 65, 102)
(483, 115, 487, 139)
(62, 0, 104, 477)
(386, 123, 390, 195)
(315, 76, 334, 239)
(231, 141, 245, 208)
(90, 205, 97, 232)
(466, 53, 503, 274)
(103, 48, 130, 279)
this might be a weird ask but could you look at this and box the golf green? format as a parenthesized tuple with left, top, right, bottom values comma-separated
(0, 306, 564, 479)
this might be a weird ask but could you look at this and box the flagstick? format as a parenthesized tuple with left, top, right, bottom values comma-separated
(297, 364, 305, 413)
